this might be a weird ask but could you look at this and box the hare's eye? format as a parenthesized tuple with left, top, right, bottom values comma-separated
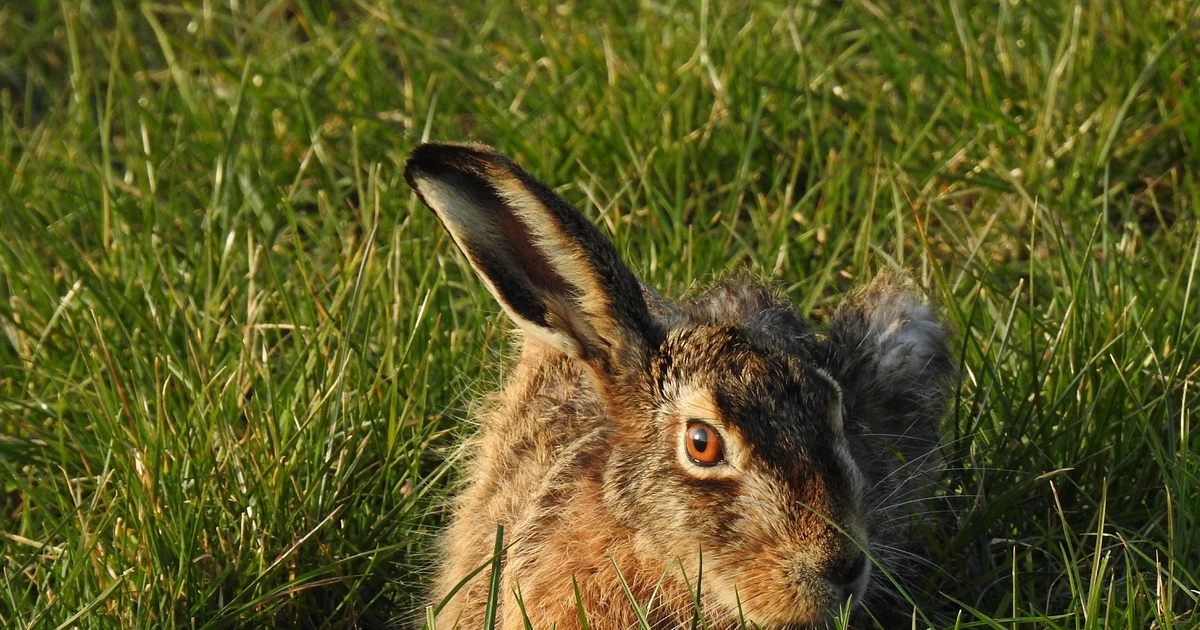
(685, 422, 724, 466)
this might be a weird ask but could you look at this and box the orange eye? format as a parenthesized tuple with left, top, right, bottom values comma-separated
(685, 422, 724, 466)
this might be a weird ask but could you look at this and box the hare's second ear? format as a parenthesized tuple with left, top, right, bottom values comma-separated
(826, 272, 955, 432)
(406, 143, 658, 369)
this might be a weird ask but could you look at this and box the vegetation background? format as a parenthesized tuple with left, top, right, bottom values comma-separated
(1, 0, 1197, 627)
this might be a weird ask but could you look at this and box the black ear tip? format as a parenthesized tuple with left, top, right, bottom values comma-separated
(405, 142, 500, 189)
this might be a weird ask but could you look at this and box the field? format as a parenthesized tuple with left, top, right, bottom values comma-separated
(1, 1, 1198, 628)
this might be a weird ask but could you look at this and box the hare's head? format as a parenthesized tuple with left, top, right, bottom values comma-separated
(407, 143, 951, 627)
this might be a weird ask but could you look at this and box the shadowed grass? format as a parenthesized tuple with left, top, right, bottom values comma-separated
(1, 1, 1197, 628)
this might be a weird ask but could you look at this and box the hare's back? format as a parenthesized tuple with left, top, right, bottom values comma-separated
(457, 346, 604, 524)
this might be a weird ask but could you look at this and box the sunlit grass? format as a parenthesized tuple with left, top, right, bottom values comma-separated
(1, 1, 1197, 627)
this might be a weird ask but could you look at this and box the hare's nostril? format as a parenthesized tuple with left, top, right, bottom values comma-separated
(824, 551, 868, 590)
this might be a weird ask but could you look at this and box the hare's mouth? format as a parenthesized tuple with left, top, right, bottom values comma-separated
(706, 578, 865, 630)
(726, 563, 870, 629)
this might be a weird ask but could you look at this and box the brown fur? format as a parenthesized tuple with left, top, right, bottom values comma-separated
(406, 143, 956, 629)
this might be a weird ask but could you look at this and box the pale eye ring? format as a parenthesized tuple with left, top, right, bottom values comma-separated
(685, 421, 725, 466)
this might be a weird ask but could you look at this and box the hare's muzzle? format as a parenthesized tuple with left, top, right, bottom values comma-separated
(823, 549, 870, 603)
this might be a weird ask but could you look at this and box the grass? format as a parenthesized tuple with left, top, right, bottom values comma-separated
(1, 0, 1197, 627)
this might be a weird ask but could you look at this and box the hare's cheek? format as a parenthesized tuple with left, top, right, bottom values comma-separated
(664, 476, 738, 531)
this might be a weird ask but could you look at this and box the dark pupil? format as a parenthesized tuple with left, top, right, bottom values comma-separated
(690, 427, 709, 453)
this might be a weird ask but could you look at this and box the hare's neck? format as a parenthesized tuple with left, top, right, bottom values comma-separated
(496, 342, 603, 446)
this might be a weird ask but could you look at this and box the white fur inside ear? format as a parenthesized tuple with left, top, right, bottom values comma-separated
(868, 293, 946, 380)
(415, 175, 585, 358)
(414, 176, 507, 250)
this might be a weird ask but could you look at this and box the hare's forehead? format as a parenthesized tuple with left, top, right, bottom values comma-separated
(654, 328, 839, 421)
(655, 324, 813, 388)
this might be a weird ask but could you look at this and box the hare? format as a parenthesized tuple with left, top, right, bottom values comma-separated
(405, 143, 955, 630)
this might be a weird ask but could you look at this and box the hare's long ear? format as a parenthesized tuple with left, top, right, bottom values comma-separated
(406, 143, 659, 370)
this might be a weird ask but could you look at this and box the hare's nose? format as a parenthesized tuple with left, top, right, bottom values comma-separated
(824, 551, 869, 591)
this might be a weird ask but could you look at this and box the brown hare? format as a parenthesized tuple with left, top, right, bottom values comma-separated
(405, 143, 955, 630)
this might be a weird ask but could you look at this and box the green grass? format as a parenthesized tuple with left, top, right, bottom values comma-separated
(1, 0, 1197, 627)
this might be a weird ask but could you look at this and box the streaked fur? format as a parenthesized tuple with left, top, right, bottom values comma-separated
(406, 143, 955, 629)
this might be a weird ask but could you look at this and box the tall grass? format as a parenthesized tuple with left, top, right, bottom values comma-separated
(1, 1, 1196, 627)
